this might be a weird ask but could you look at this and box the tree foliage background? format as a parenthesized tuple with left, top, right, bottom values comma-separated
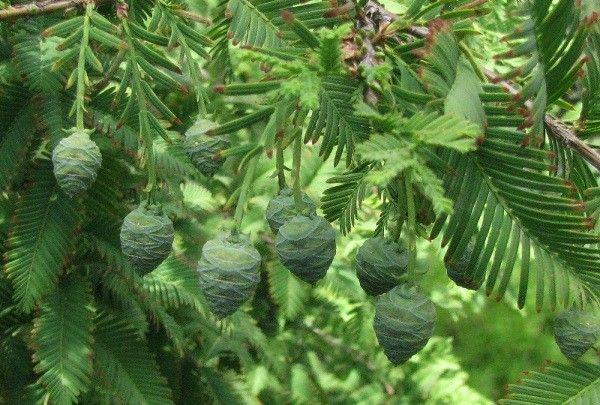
(0, 0, 599, 403)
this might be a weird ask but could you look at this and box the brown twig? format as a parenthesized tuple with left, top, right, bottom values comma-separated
(0, 0, 97, 20)
(544, 116, 600, 172)
(172, 8, 212, 26)
(356, 0, 397, 104)
(0, 0, 211, 25)
(480, 67, 600, 170)
(363, 0, 600, 172)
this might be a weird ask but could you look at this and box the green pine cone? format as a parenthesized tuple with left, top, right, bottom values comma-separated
(120, 204, 174, 274)
(52, 131, 102, 197)
(265, 188, 316, 233)
(355, 237, 407, 296)
(184, 119, 228, 177)
(445, 243, 480, 290)
(374, 284, 436, 364)
(276, 214, 336, 284)
(554, 308, 600, 361)
(197, 233, 261, 318)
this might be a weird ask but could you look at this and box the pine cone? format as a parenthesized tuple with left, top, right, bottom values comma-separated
(184, 119, 228, 177)
(356, 237, 407, 296)
(197, 233, 261, 318)
(120, 204, 174, 274)
(52, 131, 102, 197)
(554, 308, 599, 361)
(266, 188, 316, 233)
(445, 243, 480, 290)
(276, 214, 336, 284)
(374, 284, 436, 364)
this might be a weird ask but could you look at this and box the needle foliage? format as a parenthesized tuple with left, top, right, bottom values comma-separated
(0, 0, 599, 403)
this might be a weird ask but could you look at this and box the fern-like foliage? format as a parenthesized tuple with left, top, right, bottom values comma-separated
(200, 367, 247, 405)
(321, 163, 369, 235)
(0, 0, 599, 402)
(32, 276, 93, 405)
(268, 262, 308, 319)
(579, 27, 600, 139)
(501, 361, 600, 404)
(226, 0, 286, 49)
(93, 311, 173, 404)
(438, 150, 600, 309)
(0, 105, 36, 190)
(4, 163, 79, 312)
(398, 24, 600, 309)
(143, 255, 207, 312)
(496, 0, 589, 143)
(305, 75, 371, 166)
(221, 0, 347, 50)
(10, 19, 62, 92)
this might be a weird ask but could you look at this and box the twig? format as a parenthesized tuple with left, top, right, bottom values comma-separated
(172, 8, 212, 26)
(357, 1, 395, 104)
(0, 0, 97, 20)
(481, 67, 600, 171)
(0, 0, 212, 25)
(544, 116, 600, 172)
(362, 0, 600, 173)
(363, 0, 395, 26)
(406, 25, 429, 38)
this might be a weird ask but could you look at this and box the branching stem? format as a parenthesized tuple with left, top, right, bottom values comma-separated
(171, 8, 212, 26)
(458, 42, 486, 82)
(361, 0, 600, 174)
(233, 156, 259, 233)
(276, 137, 287, 191)
(75, 5, 92, 130)
(404, 173, 417, 277)
(0, 0, 102, 20)
(392, 178, 405, 242)
(121, 19, 157, 200)
(158, 2, 207, 113)
(292, 132, 304, 211)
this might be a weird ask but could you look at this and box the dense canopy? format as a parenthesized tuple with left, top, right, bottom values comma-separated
(0, 0, 599, 403)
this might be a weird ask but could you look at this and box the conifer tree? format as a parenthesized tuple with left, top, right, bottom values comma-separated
(0, 0, 599, 403)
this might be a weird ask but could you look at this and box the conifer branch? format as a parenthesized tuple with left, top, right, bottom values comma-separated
(544, 116, 600, 171)
(0, 0, 210, 24)
(361, 0, 600, 173)
(481, 67, 600, 171)
(0, 0, 103, 20)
